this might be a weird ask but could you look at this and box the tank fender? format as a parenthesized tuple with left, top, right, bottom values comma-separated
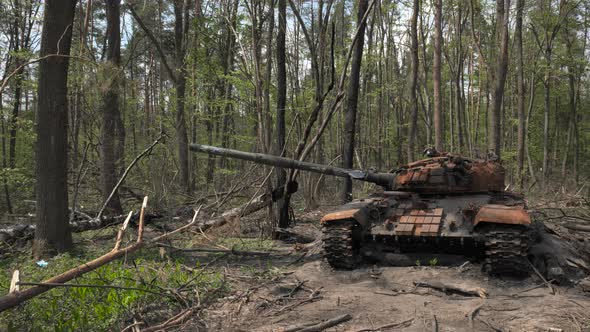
(473, 204, 531, 227)
(320, 205, 373, 229)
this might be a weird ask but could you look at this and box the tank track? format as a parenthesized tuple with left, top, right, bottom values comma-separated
(483, 226, 529, 276)
(322, 219, 360, 269)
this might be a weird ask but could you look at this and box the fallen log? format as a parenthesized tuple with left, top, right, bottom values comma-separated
(0, 201, 198, 313)
(157, 243, 273, 256)
(197, 193, 271, 231)
(413, 281, 488, 298)
(280, 314, 352, 332)
(563, 223, 590, 233)
(0, 212, 162, 244)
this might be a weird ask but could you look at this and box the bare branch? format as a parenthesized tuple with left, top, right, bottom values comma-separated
(127, 3, 178, 83)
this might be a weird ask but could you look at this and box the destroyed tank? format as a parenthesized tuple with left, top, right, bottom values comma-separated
(190, 144, 531, 276)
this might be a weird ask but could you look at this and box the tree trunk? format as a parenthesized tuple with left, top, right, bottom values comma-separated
(516, 0, 525, 189)
(100, 0, 123, 215)
(489, 0, 510, 158)
(33, 0, 77, 257)
(433, 0, 443, 152)
(341, 0, 368, 203)
(406, 0, 419, 162)
(173, 0, 191, 194)
(542, 73, 550, 183)
(275, 0, 289, 229)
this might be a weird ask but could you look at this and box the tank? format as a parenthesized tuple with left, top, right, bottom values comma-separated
(190, 144, 531, 276)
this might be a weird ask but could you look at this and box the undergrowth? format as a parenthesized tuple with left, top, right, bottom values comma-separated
(0, 228, 228, 332)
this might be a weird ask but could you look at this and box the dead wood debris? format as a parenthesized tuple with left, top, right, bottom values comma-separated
(563, 223, 590, 232)
(432, 314, 438, 332)
(468, 304, 483, 329)
(506, 279, 555, 297)
(528, 259, 555, 294)
(0, 199, 199, 312)
(413, 281, 488, 298)
(0, 212, 162, 245)
(278, 313, 352, 332)
(197, 193, 271, 231)
(139, 306, 197, 332)
(157, 243, 275, 256)
(271, 292, 322, 316)
(353, 318, 414, 332)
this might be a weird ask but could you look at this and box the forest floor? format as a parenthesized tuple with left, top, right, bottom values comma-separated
(170, 204, 590, 332)
(2, 198, 590, 331)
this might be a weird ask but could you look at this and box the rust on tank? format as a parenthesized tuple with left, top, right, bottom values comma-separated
(320, 209, 359, 223)
(394, 153, 505, 193)
(474, 204, 531, 226)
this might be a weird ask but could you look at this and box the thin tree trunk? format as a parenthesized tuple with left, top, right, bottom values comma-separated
(542, 77, 550, 183)
(341, 0, 368, 203)
(173, 0, 191, 194)
(433, 0, 442, 152)
(406, 0, 419, 162)
(489, 0, 510, 158)
(275, 0, 289, 229)
(516, 0, 525, 189)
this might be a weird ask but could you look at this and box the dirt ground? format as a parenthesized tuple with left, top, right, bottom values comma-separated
(186, 209, 590, 332)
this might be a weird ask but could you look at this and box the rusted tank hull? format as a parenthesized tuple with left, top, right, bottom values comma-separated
(321, 192, 529, 238)
(321, 192, 531, 274)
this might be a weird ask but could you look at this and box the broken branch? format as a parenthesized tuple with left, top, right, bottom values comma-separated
(413, 281, 488, 298)
(281, 313, 352, 332)
(15, 282, 169, 298)
(197, 193, 271, 231)
(353, 318, 414, 332)
(0, 206, 201, 312)
(157, 243, 273, 256)
(113, 211, 133, 251)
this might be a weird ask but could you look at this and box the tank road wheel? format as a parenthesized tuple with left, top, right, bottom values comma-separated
(322, 219, 362, 269)
(483, 225, 530, 277)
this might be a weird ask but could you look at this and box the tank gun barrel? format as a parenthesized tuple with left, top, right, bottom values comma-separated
(189, 144, 394, 188)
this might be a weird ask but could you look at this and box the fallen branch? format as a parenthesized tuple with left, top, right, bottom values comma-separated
(140, 306, 197, 332)
(508, 279, 555, 297)
(0, 201, 200, 312)
(563, 223, 590, 232)
(15, 282, 169, 298)
(477, 318, 503, 332)
(528, 259, 555, 294)
(141, 276, 227, 331)
(413, 281, 488, 298)
(468, 304, 483, 329)
(0, 212, 162, 244)
(272, 294, 322, 316)
(281, 314, 352, 332)
(433, 314, 438, 332)
(157, 243, 273, 256)
(197, 193, 271, 231)
(353, 318, 414, 332)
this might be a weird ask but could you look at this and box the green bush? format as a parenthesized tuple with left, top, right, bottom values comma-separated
(0, 250, 226, 331)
